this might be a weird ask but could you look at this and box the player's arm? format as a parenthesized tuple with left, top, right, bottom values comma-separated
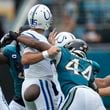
(17, 35, 51, 51)
(20, 35, 56, 65)
(18, 28, 57, 51)
(95, 75, 110, 88)
(8, 31, 53, 51)
(22, 51, 45, 64)
(104, 75, 110, 86)
(22, 46, 60, 65)
(95, 78, 106, 88)
(98, 86, 110, 96)
(9, 28, 57, 51)
(0, 53, 8, 64)
(0, 49, 8, 64)
(0, 35, 10, 64)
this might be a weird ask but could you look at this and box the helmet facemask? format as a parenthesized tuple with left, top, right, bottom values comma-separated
(64, 39, 88, 58)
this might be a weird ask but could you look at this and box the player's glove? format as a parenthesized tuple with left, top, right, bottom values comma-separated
(0, 33, 12, 47)
(9, 31, 19, 40)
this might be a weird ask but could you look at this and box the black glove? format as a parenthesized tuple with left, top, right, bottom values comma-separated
(0, 33, 12, 47)
(9, 31, 19, 40)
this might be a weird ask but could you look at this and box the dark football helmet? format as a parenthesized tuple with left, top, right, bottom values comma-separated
(0, 33, 13, 47)
(64, 39, 88, 57)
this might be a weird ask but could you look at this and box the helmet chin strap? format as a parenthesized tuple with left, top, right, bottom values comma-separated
(73, 50, 86, 58)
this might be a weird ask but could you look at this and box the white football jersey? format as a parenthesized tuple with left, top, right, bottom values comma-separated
(20, 29, 55, 78)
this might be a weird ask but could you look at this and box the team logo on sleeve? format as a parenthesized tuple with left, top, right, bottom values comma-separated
(12, 54, 17, 58)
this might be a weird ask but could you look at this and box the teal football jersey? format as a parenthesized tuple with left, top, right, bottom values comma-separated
(2, 44, 24, 97)
(56, 48, 100, 97)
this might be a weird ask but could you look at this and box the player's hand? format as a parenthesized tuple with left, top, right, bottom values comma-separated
(47, 46, 60, 58)
(0, 33, 12, 47)
(48, 28, 58, 45)
(9, 31, 19, 40)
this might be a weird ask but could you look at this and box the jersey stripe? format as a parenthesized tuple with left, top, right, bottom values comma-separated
(27, 32, 39, 40)
(40, 80, 56, 110)
(58, 96, 63, 109)
(61, 88, 77, 110)
(45, 80, 54, 110)
(39, 80, 49, 110)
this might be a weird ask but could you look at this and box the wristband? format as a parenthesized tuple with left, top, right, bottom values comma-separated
(42, 51, 49, 59)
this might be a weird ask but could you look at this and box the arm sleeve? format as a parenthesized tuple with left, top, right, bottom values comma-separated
(92, 61, 100, 74)
(2, 46, 11, 57)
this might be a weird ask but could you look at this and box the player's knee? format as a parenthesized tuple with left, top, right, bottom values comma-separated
(24, 84, 40, 102)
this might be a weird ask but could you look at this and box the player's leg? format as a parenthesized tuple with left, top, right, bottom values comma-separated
(0, 86, 10, 110)
(23, 78, 61, 110)
(33, 79, 59, 110)
(22, 78, 63, 110)
(60, 86, 106, 110)
(84, 87, 106, 110)
(59, 87, 82, 110)
(22, 79, 37, 110)
(23, 101, 36, 110)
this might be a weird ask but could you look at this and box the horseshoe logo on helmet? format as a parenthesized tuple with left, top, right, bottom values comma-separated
(44, 10, 50, 20)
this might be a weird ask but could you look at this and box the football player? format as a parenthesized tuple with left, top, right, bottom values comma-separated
(54, 36, 106, 110)
(11, 29, 106, 110)
(0, 25, 30, 110)
(17, 4, 64, 110)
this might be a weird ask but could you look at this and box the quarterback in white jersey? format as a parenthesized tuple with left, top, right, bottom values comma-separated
(20, 4, 64, 110)
(21, 29, 54, 78)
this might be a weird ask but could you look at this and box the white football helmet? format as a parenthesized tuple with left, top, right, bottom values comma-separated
(55, 32, 76, 47)
(28, 4, 52, 30)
